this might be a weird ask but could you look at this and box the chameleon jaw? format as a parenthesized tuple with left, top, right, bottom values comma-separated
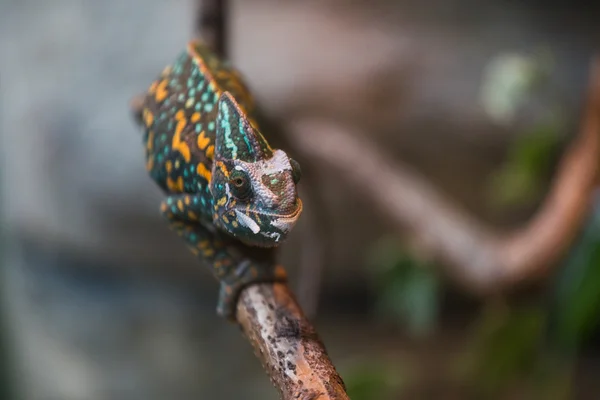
(224, 198, 303, 248)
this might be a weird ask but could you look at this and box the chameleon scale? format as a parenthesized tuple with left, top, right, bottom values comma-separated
(137, 39, 302, 320)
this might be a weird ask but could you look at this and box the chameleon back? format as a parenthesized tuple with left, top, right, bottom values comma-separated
(139, 40, 257, 199)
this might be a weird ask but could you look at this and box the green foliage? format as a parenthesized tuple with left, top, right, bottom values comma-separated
(480, 50, 566, 208)
(367, 236, 441, 336)
(487, 120, 564, 207)
(343, 359, 406, 400)
(455, 302, 573, 399)
(549, 204, 600, 352)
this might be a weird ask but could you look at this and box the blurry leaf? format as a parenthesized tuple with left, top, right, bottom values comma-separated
(549, 202, 600, 352)
(480, 53, 545, 125)
(487, 119, 564, 208)
(456, 302, 547, 396)
(343, 359, 406, 400)
(367, 236, 441, 337)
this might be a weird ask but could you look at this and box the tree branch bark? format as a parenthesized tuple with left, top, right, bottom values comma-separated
(237, 283, 349, 399)
(287, 57, 600, 294)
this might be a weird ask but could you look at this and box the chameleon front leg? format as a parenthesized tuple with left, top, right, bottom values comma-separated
(161, 194, 287, 320)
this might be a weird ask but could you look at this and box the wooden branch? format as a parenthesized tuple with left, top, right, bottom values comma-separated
(195, 0, 228, 56)
(237, 283, 349, 400)
(287, 57, 600, 294)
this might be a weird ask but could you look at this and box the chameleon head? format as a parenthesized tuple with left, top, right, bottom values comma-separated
(210, 92, 303, 248)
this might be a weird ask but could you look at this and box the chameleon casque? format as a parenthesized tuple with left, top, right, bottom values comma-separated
(135, 39, 303, 320)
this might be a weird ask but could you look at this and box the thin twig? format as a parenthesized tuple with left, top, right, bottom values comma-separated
(288, 57, 600, 294)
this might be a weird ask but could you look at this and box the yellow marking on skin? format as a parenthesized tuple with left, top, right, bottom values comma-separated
(166, 161, 173, 173)
(167, 176, 185, 192)
(216, 161, 229, 178)
(196, 163, 212, 183)
(190, 248, 199, 256)
(155, 80, 168, 102)
(222, 215, 229, 224)
(146, 156, 154, 171)
(191, 112, 201, 123)
(185, 98, 194, 109)
(175, 159, 180, 169)
(188, 211, 198, 220)
(184, 197, 191, 205)
(217, 196, 227, 207)
(160, 203, 168, 213)
(143, 109, 154, 127)
(197, 131, 210, 150)
(177, 200, 184, 211)
(148, 81, 158, 94)
(172, 119, 191, 162)
(206, 145, 215, 160)
(147, 131, 154, 152)
(198, 240, 209, 249)
(232, 220, 238, 228)
(175, 110, 185, 121)
(203, 249, 214, 257)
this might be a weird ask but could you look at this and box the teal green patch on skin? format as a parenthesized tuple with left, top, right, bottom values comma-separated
(139, 40, 301, 320)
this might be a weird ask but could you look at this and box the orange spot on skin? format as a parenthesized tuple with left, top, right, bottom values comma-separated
(177, 200, 184, 211)
(204, 249, 215, 257)
(197, 131, 210, 150)
(155, 80, 168, 102)
(146, 156, 154, 172)
(184, 197, 191, 205)
(215, 161, 229, 178)
(167, 176, 184, 192)
(206, 145, 214, 160)
(160, 202, 168, 213)
(191, 112, 201, 122)
(172, 119, 191, 162)
(188, 211, 198, 220)
(148, 81, 158, 94)
(143, 109, 154, 127)
(196, 163, 212, 183)
(166, 161, 173, 173)
(175, 110, 185, 121)
(147, 131, 154, 152)
(217, 196, 227, 206)
(222, 215, 229, 224)
(190, 248, 200, 256)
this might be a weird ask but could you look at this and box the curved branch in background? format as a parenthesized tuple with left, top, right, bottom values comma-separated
(237, 283, 349, 400)
(288, 57, 600, 294)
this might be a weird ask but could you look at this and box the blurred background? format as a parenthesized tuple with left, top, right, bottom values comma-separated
(1, 0, 600, 398)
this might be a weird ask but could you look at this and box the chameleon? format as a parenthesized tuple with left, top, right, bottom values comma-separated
(134, 39, 303, 320)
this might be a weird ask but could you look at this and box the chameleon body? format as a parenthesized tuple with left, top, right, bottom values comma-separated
(137, 39, 303, 320)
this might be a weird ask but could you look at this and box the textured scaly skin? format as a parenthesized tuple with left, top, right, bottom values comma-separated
(137, 39, 303, 320)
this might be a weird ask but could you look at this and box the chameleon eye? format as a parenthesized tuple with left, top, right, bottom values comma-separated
(229, 169, 253, 200)
(290, 158, 302, 184)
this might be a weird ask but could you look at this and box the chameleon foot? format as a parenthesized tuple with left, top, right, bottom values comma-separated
(216, 261, 288, 320)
